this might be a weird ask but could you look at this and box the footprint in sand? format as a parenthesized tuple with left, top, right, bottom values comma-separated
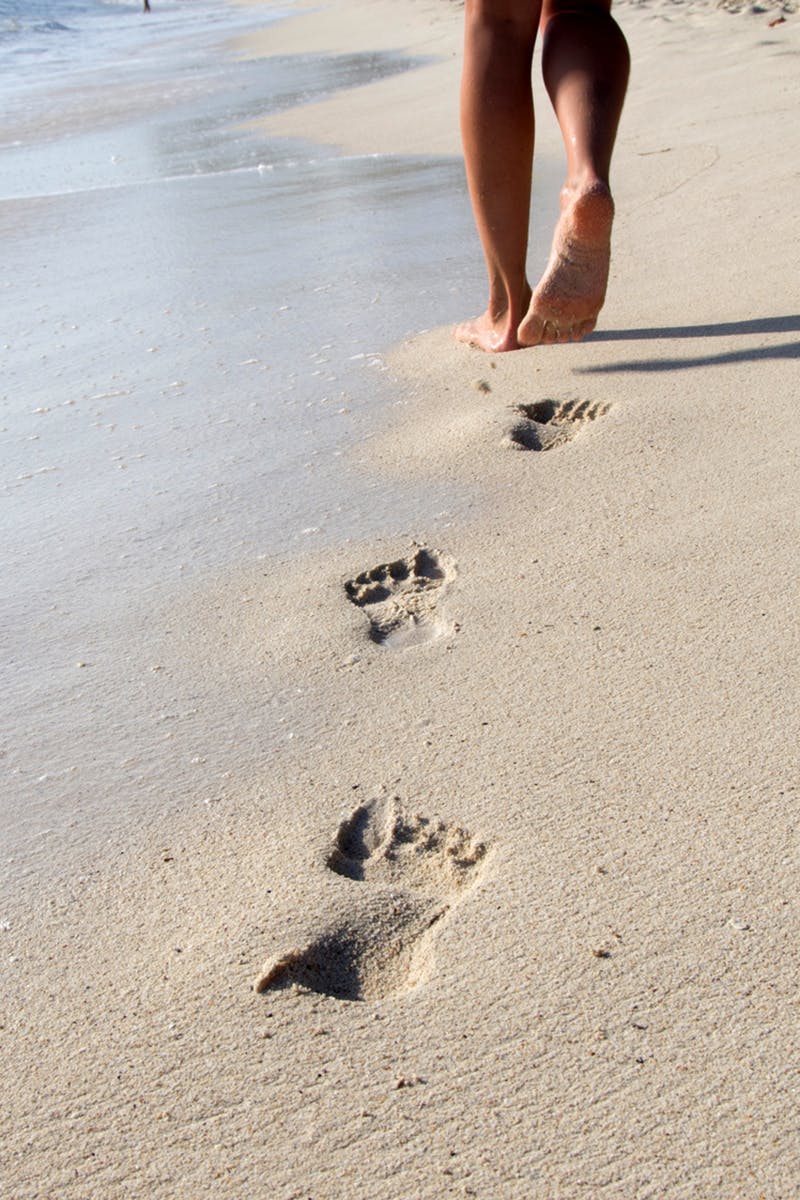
(345, 546, 455, 649)
(253, 797, 487, 1002)
(327, 798, 486, 893)
(506, 398, 610, 451)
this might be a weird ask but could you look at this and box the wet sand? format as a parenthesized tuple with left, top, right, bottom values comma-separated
(3, 0, 800, 1196)
(2, 17, 500, 887)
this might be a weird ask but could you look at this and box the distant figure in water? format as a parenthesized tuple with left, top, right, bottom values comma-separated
(456, 0, 630, 351)
(143, 0, 151, 11)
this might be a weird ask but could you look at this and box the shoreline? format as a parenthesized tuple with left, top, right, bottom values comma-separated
(1, 4, 482, 899)
(4, 0, 800, 1196)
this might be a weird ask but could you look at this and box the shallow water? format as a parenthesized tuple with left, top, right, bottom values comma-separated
(1, 0, 563, 892)
(0, 1, 489, 889)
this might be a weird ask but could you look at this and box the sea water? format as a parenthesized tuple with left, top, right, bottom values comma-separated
(2, 0, 497, 890)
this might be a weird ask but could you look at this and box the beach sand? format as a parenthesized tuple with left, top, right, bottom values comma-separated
(4, 0, 800, 1196)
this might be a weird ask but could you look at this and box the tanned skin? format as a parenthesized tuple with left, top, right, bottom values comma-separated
(456, 0, 630, 352)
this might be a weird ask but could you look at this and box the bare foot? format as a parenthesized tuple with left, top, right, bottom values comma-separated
(518, 182, 614, 347)
(455, 282, 532, 353)
(453, 312, 515, 350)
(455, 312, 519, 353)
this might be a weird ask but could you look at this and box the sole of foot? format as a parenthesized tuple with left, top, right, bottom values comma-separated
(518, 183, 614, 348)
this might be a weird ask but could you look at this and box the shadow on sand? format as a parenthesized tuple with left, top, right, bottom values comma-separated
(578, 314, 800, 373)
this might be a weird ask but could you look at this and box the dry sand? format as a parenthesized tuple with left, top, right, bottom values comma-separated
(4, 0, 800, 1196)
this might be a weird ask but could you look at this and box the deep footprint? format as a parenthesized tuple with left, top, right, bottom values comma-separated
(253, 894, 445, 1002)
(254, 798, 487, 1001)
(345, 547, 454, 648)
(507, 398, 610, 451)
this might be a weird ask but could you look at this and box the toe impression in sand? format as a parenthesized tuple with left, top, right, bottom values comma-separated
(344, 546, 456, 649)
(253, 797, 488, 1001)
(505, 397, 610, 451)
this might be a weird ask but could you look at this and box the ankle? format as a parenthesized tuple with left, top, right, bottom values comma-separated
(562, 175, 612, 203)
(488, 280, 531, 324)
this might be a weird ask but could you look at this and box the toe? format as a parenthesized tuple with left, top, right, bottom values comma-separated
(539, 320, 558, 346)
(573, 318, 597, 341)
(560, 319, 593, 343)
(454, 320, 482, 349)
(517, 314, 545, 347)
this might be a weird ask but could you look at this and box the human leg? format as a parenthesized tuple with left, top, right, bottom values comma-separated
(517, 0, 629, 345)
(455, 0, 542, 352)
